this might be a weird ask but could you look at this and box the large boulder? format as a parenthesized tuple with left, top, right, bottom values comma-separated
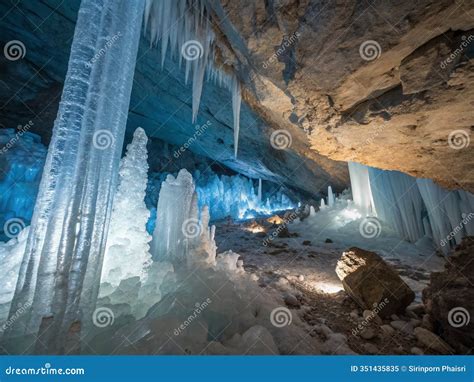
(336, 247, 415, 318)
(423, 236, 474, 354)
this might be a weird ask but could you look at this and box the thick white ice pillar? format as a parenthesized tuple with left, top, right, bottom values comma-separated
(348, 162, 373, 215)
(5, 0, 144, 352)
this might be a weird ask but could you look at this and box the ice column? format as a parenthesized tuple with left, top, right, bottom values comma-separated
(348, 162, 374, 215)
(5, 0, 144, 352)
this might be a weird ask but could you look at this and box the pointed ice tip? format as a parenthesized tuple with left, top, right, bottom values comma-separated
(133, 127, 148, 141)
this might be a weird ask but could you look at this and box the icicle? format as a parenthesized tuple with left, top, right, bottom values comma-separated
(232, 77, 242, 158)
(258, 179, 262, 202)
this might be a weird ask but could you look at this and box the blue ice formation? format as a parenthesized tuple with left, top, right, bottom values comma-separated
(0, 128, 47, 240)
(348, 162, 474, 252)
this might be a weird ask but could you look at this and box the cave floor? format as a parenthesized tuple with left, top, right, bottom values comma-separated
(214, 217, 447, 355)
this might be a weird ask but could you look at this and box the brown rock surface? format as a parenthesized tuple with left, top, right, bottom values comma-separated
(423, 236, 474, 354)
(336, 247, 415, 317)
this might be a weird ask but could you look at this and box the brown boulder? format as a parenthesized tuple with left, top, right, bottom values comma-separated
(336, 247, 415, 318)
(423, 236, 474, 354)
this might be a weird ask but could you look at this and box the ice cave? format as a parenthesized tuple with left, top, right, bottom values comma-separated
(0, 0, 473, 358)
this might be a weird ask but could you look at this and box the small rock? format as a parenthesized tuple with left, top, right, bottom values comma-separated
(391, 314, 400, 321)
(407, 303, 425, 316)
(380, 324, 395, 336)
(298, 275, 305, 282)
(360, 328, 376, 340)
(350, 309, 359, 319)
(363, 310, 383, 324)
(414, 327, 454, 354)
(390, 320, 414, 335)
(284, 293, 300, 308)
(362, 343, 379, 354)
(410, 318, 421, 327)
(421, 314, 434, 331)
(411, 347, 424, 355)
(325, 238, 333, 243)
(302, 240, 311, 246)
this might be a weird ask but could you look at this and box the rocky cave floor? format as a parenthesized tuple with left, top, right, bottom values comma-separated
(214, 217, 451, 355)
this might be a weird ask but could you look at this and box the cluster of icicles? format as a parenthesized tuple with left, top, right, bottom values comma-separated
(144, 0, 242, 157)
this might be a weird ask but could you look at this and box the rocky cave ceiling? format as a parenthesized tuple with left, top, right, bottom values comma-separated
(0, 0, 473, 195)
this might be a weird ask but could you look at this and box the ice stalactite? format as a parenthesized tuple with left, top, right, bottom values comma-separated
(144, 0, 242, 158)
(3, 0, 145, 353)
(348, 162, 474, 253)
(368, 167, 425, 243)
(101, 128, 152, 287)
(232, 77, 241, 157)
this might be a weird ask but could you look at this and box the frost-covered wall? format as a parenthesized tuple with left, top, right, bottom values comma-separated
(349, 162, 474, 252)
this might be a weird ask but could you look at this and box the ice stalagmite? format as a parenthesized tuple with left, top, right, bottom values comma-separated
(258, 179, 262, 202)
(4, 0, 144, 353)
(151, 169, 196, 265)
(348, 162, 374, 215)
(327, 186, 335, 207)
(101, 128, 152, 287)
